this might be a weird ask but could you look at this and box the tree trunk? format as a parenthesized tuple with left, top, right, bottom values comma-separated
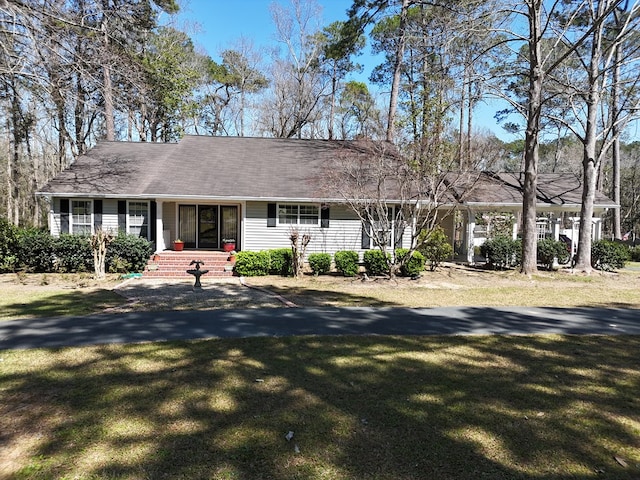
(101, 15, 115, 141)
(611, 39, 622, 239)
(574, 0, 608, 273)
(520, 1, 543, 276)
(386, 0, 409, 143)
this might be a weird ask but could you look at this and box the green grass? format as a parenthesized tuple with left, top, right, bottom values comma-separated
(1, 336, 639, 479)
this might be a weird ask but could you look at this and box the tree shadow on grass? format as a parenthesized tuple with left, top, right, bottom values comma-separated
(0, 289, 124, 321)
(255, 284, 400, 307)
(1, 335, 639, 479)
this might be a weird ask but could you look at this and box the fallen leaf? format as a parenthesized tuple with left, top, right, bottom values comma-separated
(285, 431, 294, 442)
(614, 456, 628, 468)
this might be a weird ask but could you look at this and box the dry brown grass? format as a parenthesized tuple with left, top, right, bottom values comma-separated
(244, 263, 640, 309)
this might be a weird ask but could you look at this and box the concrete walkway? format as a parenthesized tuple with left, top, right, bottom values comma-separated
(1, 305, 638, 350)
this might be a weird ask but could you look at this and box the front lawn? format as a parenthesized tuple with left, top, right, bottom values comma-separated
(0, 273, 124, 321)
(1, 335, 638, 479)
(245, 264, 640, 309)
(3, 264, 640, 320)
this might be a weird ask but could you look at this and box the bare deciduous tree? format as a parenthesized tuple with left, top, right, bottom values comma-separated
(323, 138, 484, 278)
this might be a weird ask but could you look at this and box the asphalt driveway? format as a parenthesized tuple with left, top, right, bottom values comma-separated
(1, 305, 638, 350)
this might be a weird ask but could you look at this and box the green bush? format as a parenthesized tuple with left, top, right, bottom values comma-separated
(334, 250, 360, 277)
(106, 233, 154, 273)
(481, 236, 520, 270)
(592, 240, 629, 272)
(234, 250, 271, 276)
(0, 216, 18, 272)
(16, 228, 56, 272)
(308, 252, 331, 275)
(537, 238, 571, 270)
(419, 227, 453, 271)
(55, 234, 93, 272)
(268, 248, 293, 276)
(629, 245, 640, 262)
(363, 249, 391, 276)
(395, 248, 425, 277)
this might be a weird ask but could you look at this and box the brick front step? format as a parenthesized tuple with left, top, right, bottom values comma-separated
(143, 251, 236, 278)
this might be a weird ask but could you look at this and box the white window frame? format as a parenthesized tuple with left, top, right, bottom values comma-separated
(277, 203, 319, 226)
(364, 206, 396, 249)
(127, 200, 150, 239)
(71, 199, 93, 235)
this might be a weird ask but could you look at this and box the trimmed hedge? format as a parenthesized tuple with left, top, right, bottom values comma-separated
(537, 238, 570, 270)
(16, 228, 56, 272)
(334, 250, 359, 277)
(363, 249, 391, 276)
(481, 236, 521, 270)
(55, 234, 93, 272)
(234, 251, 271, 276)
(395, 248, 425, 277)
(106, 234, 154, 273)
(592, 240, 629, 271)
(308, 253, 331, 275)
(5, 223, 153, 275)
(268, 248, 293, 276)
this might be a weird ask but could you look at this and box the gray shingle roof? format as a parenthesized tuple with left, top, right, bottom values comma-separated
(39, 135, 616, 208)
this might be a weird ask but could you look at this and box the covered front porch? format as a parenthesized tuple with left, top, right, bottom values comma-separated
(445, 207, 608, 265)
(153, 201, 241, 252)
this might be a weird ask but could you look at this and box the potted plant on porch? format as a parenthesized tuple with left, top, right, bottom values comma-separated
(173, 239, 184, 251)
(222, 238, 236, 252)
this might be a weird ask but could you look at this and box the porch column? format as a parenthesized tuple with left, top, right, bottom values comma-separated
(466, 209, 475, 264)
(155, 200, 165, 252)
(552, 217, 562, 268)
(552, 217, 561, 241)
(593, 218, 602, 241)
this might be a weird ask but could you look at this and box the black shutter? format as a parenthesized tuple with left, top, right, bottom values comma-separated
(320, 205, 330, 228)
(118, 200, 127, 233)
(150, 201, 157, 242)
(361, 221, 371, 249)
(60, 198, 70, 234)
(94, 200, 103, 231)
(267, 203, 276, 227)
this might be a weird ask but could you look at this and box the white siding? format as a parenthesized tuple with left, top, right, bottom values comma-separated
(51, 197, 61, 236)
(244, 201, 411, 259)
(49, 198, 150, 237)
(102, 199, 119, 233)
(162, 202, 177, 243)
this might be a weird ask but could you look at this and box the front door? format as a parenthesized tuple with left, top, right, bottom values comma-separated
(220, 205, 238, 245)
(178, 204, 238, 249)
(198, 205, 218, 249)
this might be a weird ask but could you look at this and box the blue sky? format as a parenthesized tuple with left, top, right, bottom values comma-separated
(175, 0, 356, 58)
(172, 0, 512, 140)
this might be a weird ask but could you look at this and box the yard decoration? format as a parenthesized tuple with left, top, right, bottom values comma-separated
(222, 238, 236, 252)
(173, 239, 184, 251)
